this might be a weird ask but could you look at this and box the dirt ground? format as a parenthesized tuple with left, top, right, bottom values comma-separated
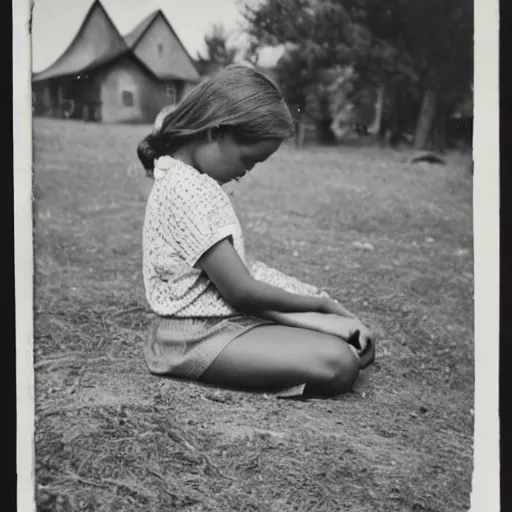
(32, 118, 474, 511)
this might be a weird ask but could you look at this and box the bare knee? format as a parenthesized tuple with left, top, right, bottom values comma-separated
(309, 337, 360, 395)
(330, 348, 360, 392)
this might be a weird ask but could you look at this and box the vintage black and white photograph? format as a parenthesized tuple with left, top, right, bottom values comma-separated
(15, 0, 497, 510)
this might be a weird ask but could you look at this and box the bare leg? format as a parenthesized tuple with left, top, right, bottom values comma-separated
(200, 325, 360, 396)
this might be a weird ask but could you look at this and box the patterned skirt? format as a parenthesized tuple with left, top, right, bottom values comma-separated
(144, 315, 307, 397)
(144, 314, 272, 379)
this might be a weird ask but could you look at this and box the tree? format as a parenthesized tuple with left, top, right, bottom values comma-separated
(340, 0, 473, 149)
(400, 0, 473, 150)
(242, 0, 417, 143)
(241, 0, 473, 150)
(196, 24, 238, 76)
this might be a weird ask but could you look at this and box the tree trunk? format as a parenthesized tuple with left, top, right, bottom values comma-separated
(414, 87, 438, 150)
(294, 121, 305, 148)
(317, 119, 336, 144)
(367, 86, 384, 135)
(432, 108, 447, 154)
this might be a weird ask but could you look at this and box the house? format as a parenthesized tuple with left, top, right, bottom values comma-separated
(32, 0, 200, 123)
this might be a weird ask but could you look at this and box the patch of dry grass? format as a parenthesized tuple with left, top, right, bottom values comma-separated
(33, 118, 473, 512)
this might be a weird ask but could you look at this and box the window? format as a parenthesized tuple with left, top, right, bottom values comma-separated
(122, 90, 134, 107)
(157, 44, 163, 57)
(165, 82, 176, 104)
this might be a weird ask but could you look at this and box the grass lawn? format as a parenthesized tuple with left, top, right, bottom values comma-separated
(33, 118, 474, 512)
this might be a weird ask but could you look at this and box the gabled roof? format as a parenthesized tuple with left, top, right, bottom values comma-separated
(79, 49, 169, 80)
(123, 10, 159, 49)
(123, 10, 200, 82)
(32, 0, 128, 82)
(32, 1, 200, 83)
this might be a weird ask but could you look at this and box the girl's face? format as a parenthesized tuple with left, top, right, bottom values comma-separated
(192, 134, 282, 184)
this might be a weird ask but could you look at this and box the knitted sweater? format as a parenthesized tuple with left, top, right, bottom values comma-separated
(142, 157, 325, 318)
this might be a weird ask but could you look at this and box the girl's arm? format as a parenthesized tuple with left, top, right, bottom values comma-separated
(257, 310, 371, 351)
(197, 239, 373, 359)
(257, 311, 355, 336)
(197, 238, 336, 315)
(249, 259, 358, 318)
(261, 311, 374, 366)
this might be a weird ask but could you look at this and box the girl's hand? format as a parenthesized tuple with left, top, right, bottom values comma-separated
(358, 333, 375, 369)
(321, 315, 373, 360)
(349, 327, 375, 369)
(320, 315, 370, 344)
(259, 310, 375, 368)
(348, 322, 372, 353)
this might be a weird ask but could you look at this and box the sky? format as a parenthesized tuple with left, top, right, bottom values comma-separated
(31, 0, 282, 72)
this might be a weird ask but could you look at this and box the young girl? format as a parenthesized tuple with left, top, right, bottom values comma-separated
(139, 65, 375, 398)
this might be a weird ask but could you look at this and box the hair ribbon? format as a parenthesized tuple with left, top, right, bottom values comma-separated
(153, 155, 175, 181)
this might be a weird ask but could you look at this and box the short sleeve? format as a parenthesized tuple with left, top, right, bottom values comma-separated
(159, 175, 238, 268)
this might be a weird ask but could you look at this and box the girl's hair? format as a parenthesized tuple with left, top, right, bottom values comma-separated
(137, 64, 294, 174)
